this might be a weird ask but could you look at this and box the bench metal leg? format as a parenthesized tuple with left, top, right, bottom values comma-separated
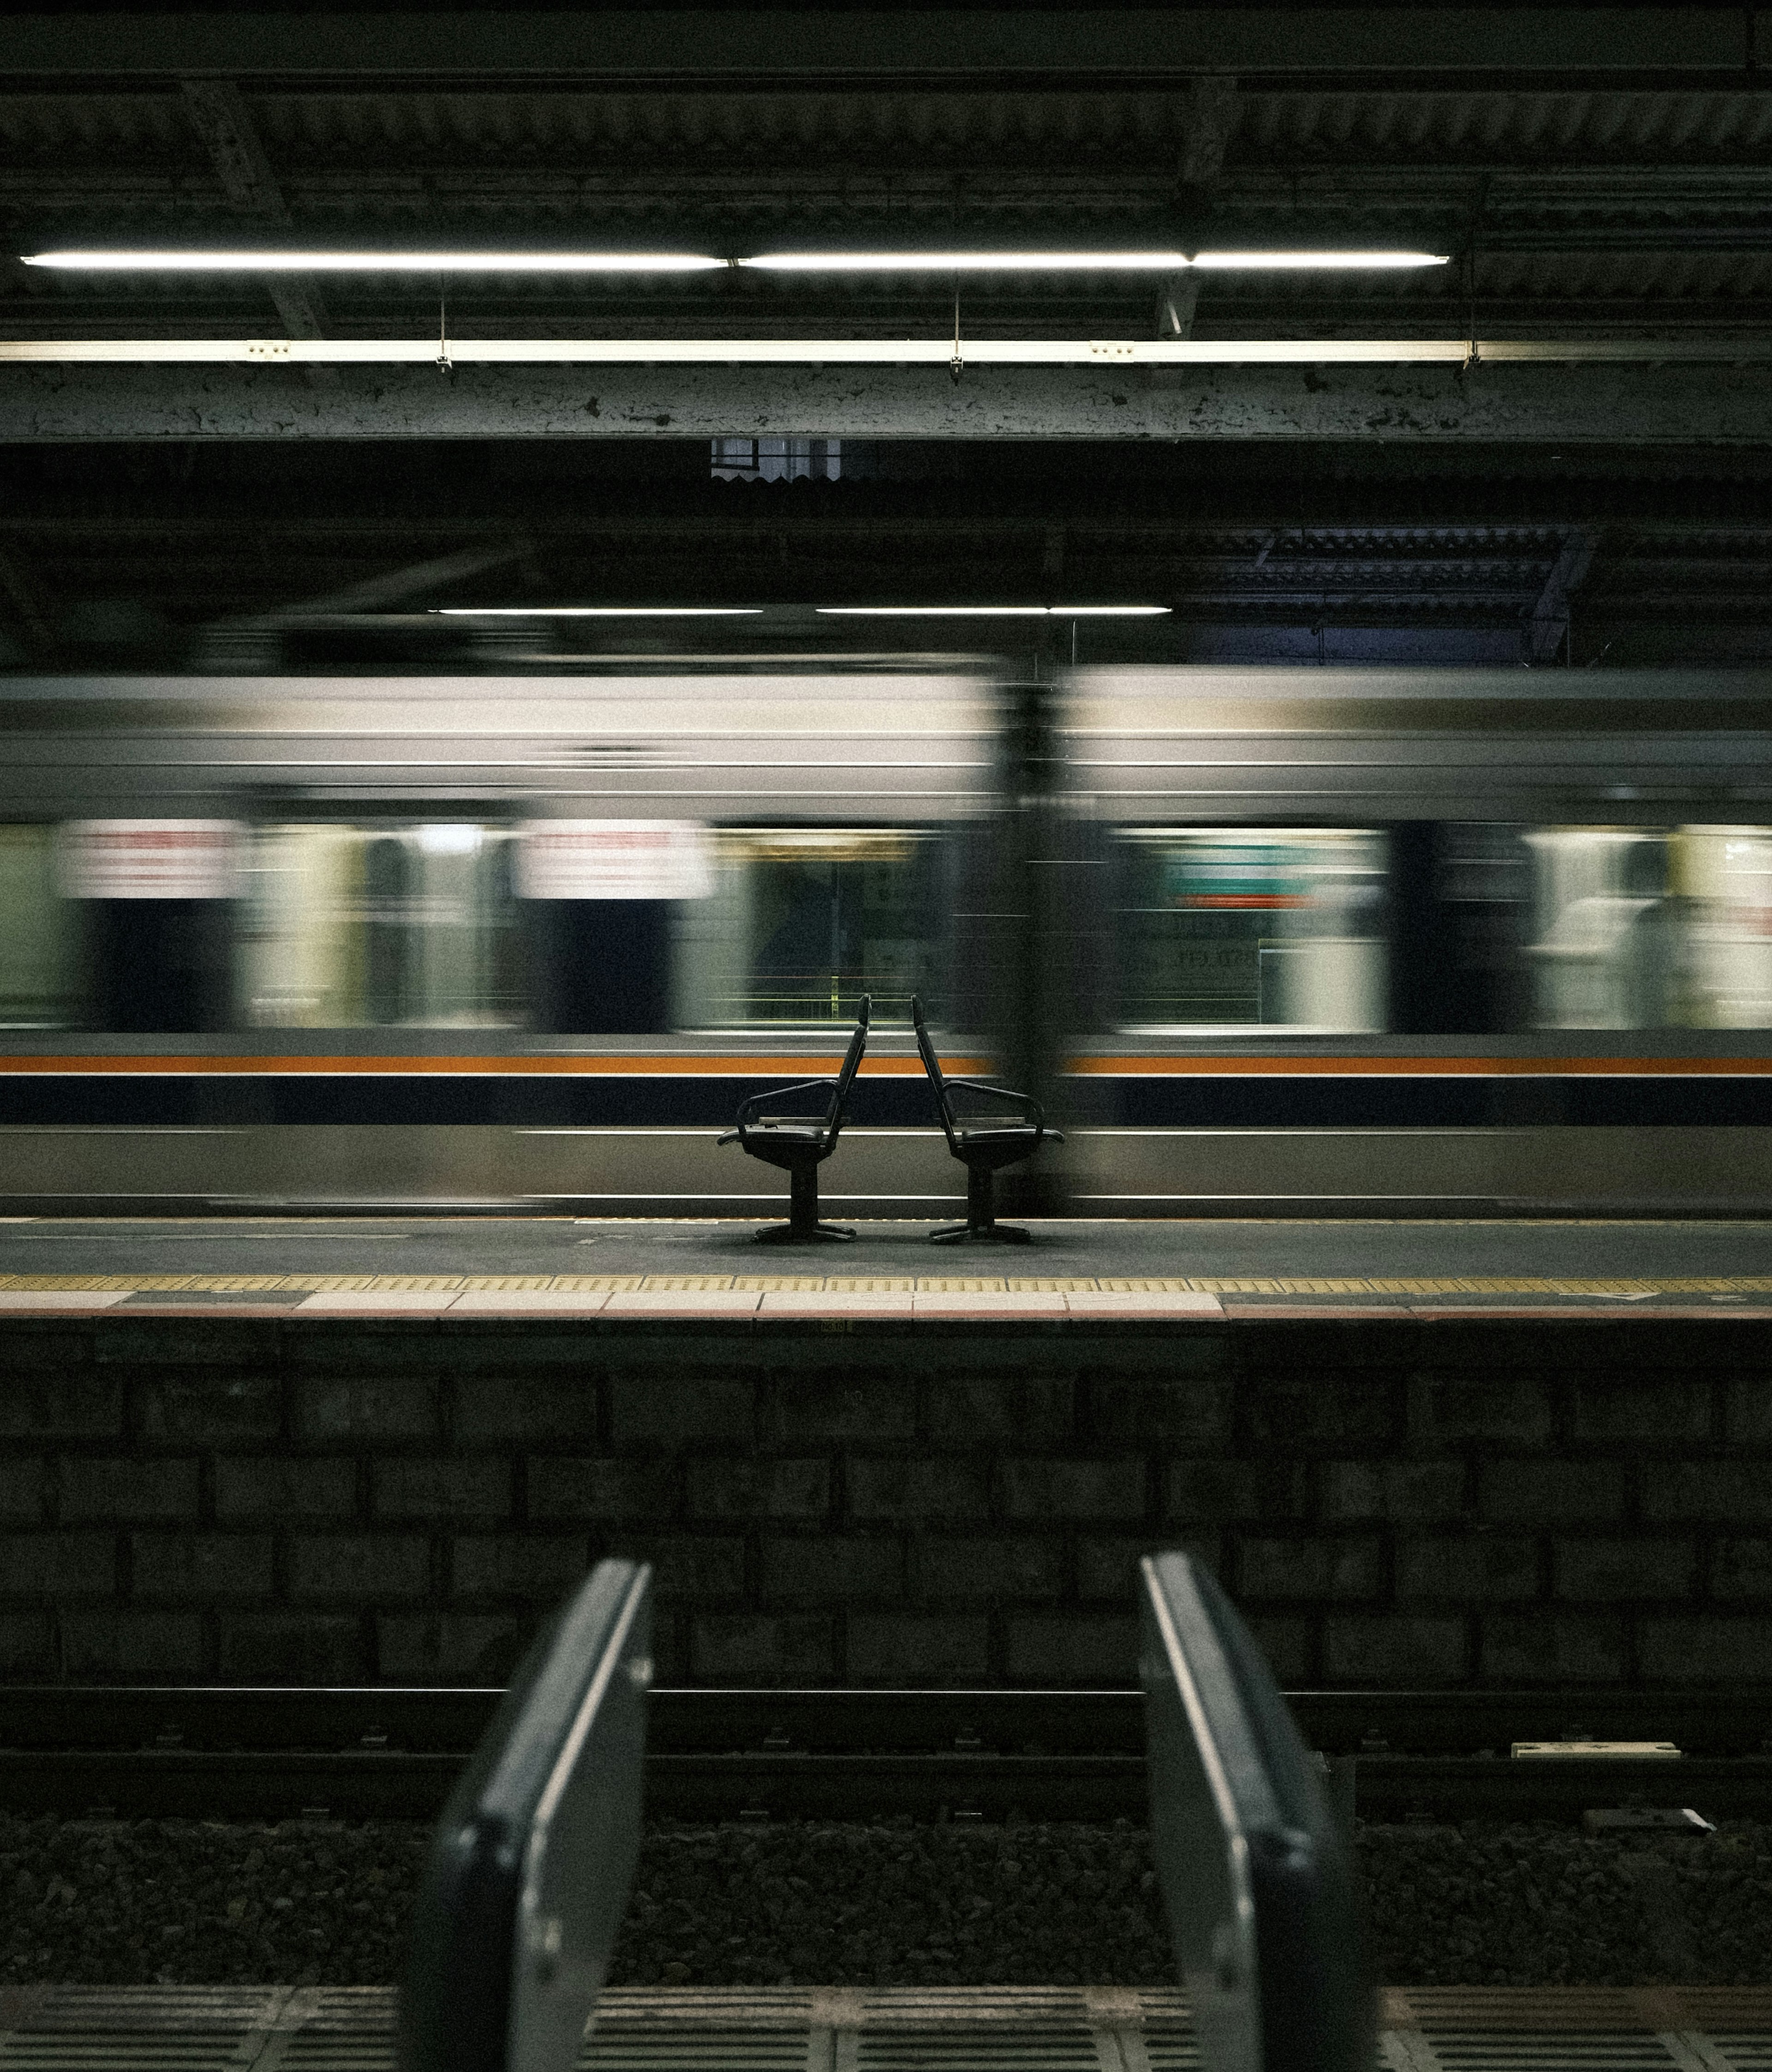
(757, 1165, 856, 1244)
(930, 1164, 1032, 1243)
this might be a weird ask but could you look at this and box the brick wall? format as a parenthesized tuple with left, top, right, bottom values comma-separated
(0, 1316, 1768, 1688)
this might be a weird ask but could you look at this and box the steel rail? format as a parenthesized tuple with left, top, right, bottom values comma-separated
(4, 1684, 1771, 1754)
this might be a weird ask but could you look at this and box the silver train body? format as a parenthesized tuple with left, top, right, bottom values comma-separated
(0, 662, 1766, 1215)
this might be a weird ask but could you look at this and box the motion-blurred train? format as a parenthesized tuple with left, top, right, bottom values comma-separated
(0, 662, 1767, 1214)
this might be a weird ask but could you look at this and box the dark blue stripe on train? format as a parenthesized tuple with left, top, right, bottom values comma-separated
(0, 1074, 938, 1129)
(0, 1071, 1768, 1128)
(1100, 1074, 1772, 1129)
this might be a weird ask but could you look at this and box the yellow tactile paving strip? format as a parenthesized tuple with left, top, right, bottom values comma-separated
(0, 1273, 1771, 1297)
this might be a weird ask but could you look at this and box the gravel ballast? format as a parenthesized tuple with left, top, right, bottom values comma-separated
(4, 1815, 1772, 1990)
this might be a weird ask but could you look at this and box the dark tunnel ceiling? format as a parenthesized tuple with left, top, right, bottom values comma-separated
(4, 4, 1772, 670)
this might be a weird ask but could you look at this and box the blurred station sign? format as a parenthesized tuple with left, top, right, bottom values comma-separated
(517, 820, 714, 901)
(57, 819, 242, 899)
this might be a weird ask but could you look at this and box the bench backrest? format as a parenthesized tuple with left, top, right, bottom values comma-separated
(910, 994, 960, 1151)
(1139, 1551, 1371, 2072)
(400, 1561, 653, 2072)
(825, 995, 871, 1144)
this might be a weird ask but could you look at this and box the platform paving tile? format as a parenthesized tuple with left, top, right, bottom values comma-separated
(3, 1988, 1772, 2072)
(759, 1290, 917, 1317)
(295, 1289, 461, 1315)
(448, 1290, 611, 1314)
(913, 1291, 1069, 1316)
(0, 1260, 1770, 1323)
(603, 1290, 763, 1317)
(0, 1291, 130, 1310)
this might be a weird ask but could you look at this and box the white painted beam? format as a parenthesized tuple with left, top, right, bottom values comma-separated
(5, 361, 1772, 442)
(3, 336, 1769, 365)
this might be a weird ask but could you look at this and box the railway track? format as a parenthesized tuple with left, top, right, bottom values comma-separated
(1, 1687, 1770, 1823)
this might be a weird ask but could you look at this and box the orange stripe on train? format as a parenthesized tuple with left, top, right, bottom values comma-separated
(0, 1053, 1765, 1078)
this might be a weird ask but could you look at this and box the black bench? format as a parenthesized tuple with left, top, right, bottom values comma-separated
(1141, 1550, 1373, 2072)
(911, 993, 1062, 1244)
(397, 1547, 1366, 2072)
(718, 997, 870, 1244)
(399, 1558, 652, 2072)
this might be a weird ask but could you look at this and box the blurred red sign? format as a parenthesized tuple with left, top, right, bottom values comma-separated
(58, 820, 242, 899)
(517, 820, 714, 900)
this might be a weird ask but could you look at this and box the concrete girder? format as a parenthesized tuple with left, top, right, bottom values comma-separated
(4, 361, 1772, 442)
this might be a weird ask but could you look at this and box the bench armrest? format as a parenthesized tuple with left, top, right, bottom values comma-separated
(733, 1077, 839, 1129)
(941, 1077, 1043, 1127)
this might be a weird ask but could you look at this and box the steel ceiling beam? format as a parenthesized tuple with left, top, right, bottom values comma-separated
(1157, 76, 1239, 341)
(0, 10, 1758, 79)
(6, 171, 1771, 215)
(177, 79, 331, 345)
(5, 359, 1772, 442)
(1527, 526, 1598, 661)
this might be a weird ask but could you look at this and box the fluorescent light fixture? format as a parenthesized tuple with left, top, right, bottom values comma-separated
(1191, 250, 1449, 270)
(816, 604, 1172, 617)
(432, 606, 763, 617)
(435, 603, 1169, 619)
(22, 249, 726, 273)
(744, 250, 1191, 272)
(744, 249, 1447, 271)
(21, 247, 1447, 275)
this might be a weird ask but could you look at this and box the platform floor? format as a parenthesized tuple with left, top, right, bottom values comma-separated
(2, 1985, 1772, 2072)
(0, 1218, 1768, 1320)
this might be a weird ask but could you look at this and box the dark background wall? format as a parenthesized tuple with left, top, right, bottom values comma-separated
(0, 1317, 1766, 1690)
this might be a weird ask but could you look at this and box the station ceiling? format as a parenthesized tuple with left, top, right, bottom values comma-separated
(2, 3, 1772, 672)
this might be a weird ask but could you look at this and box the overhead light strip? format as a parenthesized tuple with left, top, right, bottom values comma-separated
(0, 337, 1757, 365)
(22, 250, 728, 273)
(23, 247, 1448, 273)
(434, 607, 763, 617)
(742, 250, 1449, 271)
(434, 604, 1170, 618)
(816, 605, 1172, 617)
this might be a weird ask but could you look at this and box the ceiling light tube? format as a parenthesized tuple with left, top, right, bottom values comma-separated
(1190, 250, 1449, 269)
(815, 605, 1172, 617)
(24, 247, 1448, 276)
(432, 606, 763, 616)
(742, 250, 1194, 272)
(744, 249, 1446, 271)
(22, 249, 727, 273)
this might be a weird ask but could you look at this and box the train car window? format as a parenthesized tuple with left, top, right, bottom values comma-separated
(1524, 828, 1674, 1030)
(0, 826, 73, 1027)
(1527, 824, 1772, 1030)
(1676, 827, 1772, 1028)
(675, 828, 945, 1028)
(239, 823, 523, 1028)
(1115, 829, 1389, 1034)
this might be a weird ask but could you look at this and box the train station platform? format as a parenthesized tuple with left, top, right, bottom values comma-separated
(1, 1212, 1768, 1694)
(0, 1214, 1769, 1320)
